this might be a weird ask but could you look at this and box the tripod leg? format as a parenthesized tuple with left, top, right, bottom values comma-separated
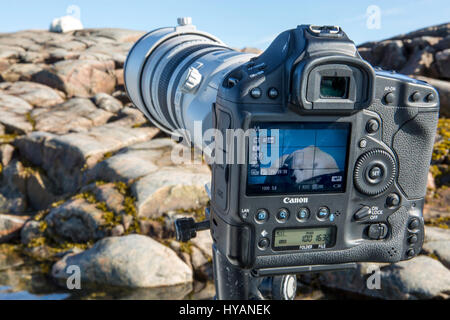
(212, 244, 264, 300)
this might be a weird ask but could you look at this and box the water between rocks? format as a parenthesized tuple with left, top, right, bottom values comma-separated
(0, 260, 215, 300)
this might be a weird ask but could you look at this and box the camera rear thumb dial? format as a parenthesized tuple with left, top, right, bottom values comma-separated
(354, 149, 396, 196)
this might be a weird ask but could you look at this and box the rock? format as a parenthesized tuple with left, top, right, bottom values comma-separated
(50, 16, 83, 33)
(110, 225, 125, 237)
(0, 63, 45, 82)
(0, 144, 15, 166)
(73, 28, 145, 43)
(0, 93, 33, 134)
(425, 226, 450, 242)
(423, 241, 450, 268)
(0, 214, 28, 243)
(92, 93, 123, 113)
(31, 98, 113, 134)
(0, 81, 65, 107)
(400, 48, 434, 76)
(190, 246, 212, 281)
(32, 59, 116, 98)
(435, 49, 450, 79)
(20, 220, 42, 245)
(51, 234, 193, 288)
(318, 256, 450, 299)
(44, 198, 108, 243)
(14, 124, 159, 194)
(0, 160, 27, 214)
(191, 230, 213, 259)
(80, 183, 125, 215)
(45, 48, 78, 63)
(25, 169, 58, 211)
(132, 167, 210, 218)
(422, 226, 450, 268)
(88, 138, 175, 184)
(138, 219, 165, 238)
(0, 44, 25, 59)
(87, 138, 210, 217)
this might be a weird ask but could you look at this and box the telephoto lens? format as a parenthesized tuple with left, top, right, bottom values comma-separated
(124, 17, 256, 147)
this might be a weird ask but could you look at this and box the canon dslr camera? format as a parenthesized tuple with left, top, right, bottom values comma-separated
(124, 22, 439, 278)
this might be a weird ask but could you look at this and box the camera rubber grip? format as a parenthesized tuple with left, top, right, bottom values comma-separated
(255, 206, 412, 268)
(392, 112, 438, 199)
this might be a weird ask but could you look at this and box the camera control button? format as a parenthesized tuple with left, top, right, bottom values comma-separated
(408, 218, 420, 230)
(354, 206, 371, 222)
(406, 248, 416, 258)
(368, 165, 383, 180)
(408, 234, 418, 244)
(411, 91, 421, 102)
(317, 207, 330, 220)
(276, 209, 290, 223)
(384, 92, 395, 104)
(426, 93, 436, 102)
(368, 223, 388, 240)
(268, 87, 279, 99)
(386, 193, 400, 207)
(258, 238, 270, 250)
(366, 119, 380, 134)
(250, 87, 262, 99)
(297, 208, 310, 221)
(255, 209, 269, 223)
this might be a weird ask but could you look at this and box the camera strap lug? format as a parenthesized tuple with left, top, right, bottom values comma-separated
(174, 217, 210, 242)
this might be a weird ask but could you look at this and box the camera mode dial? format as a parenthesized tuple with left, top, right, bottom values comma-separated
(354, 149, 396, 196)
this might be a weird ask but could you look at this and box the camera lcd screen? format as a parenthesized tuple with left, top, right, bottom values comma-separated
(246, 122, 350, 195)
(320, 76, 349, 98)
(273, 227, 335, 250)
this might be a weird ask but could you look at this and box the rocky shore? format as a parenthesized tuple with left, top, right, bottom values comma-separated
(0, 24, 449, 300)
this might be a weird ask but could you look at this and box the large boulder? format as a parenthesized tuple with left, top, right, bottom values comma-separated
(51, 234, 193, 288)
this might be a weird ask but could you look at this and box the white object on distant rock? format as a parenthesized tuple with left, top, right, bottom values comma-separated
(49, 16, 83, 33)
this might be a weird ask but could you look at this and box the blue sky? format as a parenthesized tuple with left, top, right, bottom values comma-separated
(1, 0, 449, 48)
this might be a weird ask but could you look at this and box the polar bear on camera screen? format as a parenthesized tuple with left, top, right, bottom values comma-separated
(264, 145, 340, 186)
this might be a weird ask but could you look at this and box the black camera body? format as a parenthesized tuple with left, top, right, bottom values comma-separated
(210, 25, 439, 272)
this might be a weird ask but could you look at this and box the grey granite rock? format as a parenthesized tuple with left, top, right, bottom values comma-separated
(92, 93, 123, 113)
(31, 98, 113, 134)
(51, 234, 193, 288)
(44, 198, 107, 243)
(32, 59, 116, 98)
(0, 81, 65, 107)
(14, 124, 159, 194)
(0, 93, 33, 134)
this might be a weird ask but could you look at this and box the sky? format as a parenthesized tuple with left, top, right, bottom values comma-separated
(0, 0, 449, 49)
